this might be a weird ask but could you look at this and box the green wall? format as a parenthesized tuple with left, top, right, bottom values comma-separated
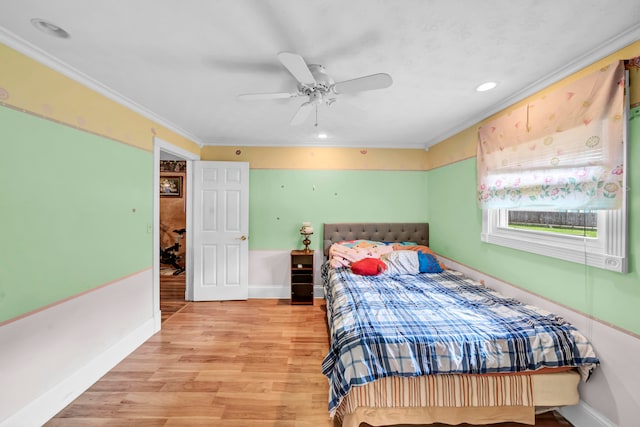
(426, 107, 640, 335)
(0, 106, 153, 323)
(249, 169, 429, 250)
(6, 97, 635, 335)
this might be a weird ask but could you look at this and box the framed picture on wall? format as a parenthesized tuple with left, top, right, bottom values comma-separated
(160, 176, 182, 197)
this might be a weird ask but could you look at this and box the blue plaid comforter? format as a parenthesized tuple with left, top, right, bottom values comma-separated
(321, 266, 599, 414)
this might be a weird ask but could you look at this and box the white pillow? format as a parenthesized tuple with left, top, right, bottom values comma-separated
(381, 251, 420, 275)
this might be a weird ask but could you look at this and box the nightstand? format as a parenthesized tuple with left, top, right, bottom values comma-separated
(290, 250, 314, 305)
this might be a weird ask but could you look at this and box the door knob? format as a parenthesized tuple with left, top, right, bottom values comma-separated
(240, 235, 247, 241)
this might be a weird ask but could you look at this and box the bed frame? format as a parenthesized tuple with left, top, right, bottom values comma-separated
(322, 222, 581, 427)
(323, 222, 429, 256)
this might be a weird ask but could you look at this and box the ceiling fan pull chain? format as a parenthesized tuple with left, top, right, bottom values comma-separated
(315, 105, 318, 127)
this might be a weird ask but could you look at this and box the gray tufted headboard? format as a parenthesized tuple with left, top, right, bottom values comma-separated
(323, 223, 429, 256)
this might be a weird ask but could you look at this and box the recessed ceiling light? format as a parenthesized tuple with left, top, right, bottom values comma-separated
(317, 133, 328, 139)
(476, 81, 497, 92)
(31, 18, 70, 38)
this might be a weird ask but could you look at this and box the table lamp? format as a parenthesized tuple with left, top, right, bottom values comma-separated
(300, 222, 314, 253)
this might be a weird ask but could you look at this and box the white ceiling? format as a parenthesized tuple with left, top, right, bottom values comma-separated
(1, 0, 639, 149)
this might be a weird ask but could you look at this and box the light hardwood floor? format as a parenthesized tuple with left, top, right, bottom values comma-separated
(46, 299, 332, 426)
(46, 297, 573, 426)
(159, 273, 188, 323)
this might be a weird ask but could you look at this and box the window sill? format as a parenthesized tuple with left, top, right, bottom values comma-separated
(481, 210, 627, 273)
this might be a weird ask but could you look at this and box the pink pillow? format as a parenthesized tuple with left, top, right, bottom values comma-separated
(351, 258, 387, 276)
(329, 243, 393, 268)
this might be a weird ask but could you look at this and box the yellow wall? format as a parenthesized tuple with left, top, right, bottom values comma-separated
(201, 146, 428, 170)
(0, 43, 200, 154)
(5, 37, 638, 169)
(427, 40, 640, 166)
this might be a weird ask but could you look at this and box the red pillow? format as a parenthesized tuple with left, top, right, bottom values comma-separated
(351, 258, 387, 276)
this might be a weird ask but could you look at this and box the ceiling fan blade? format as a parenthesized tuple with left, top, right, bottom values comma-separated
(277, 52, 317, 87)
(333, 73, 393, 94)
(290, 102, 314, 126)
(237, 92, 296, 100)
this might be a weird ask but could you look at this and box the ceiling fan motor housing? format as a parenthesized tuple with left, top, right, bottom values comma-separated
(303, 64, 334, 93)
(298, 64, 335, 105)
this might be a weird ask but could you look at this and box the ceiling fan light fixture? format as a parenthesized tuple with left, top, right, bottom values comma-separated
(31, 18, 70, 38)
(476, 81, 497, 92)
(317, 133, 328, 139)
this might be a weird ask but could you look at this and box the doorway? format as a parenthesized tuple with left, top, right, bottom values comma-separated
(153, 137, 200, 331)
(152, 139, 249, 329)
(159, 158, 187, 322)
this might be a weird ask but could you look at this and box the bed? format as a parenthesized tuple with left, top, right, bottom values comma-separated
(321, 222, 599, 427)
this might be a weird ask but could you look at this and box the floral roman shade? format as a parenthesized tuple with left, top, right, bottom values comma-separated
(477, 61, 625, 210)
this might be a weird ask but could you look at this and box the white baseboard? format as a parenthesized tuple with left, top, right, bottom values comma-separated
(558, 401, 616, 427)
(153, 309, 162, 333)
(0, 318, 155, 427)
(248, 249, 325, 300)
(248, 284, 291, 299)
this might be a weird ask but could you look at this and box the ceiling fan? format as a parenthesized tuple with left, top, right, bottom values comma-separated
(237, 52, 393, 126)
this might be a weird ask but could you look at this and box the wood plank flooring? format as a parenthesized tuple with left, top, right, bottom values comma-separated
(46, 299, 573, 427)
(46, 299, 332, 426)
(159, 273, 188, 323)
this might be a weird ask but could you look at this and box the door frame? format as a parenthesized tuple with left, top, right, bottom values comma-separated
(152, 137, 200, 331)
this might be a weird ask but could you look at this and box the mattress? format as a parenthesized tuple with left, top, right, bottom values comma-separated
(321, 222, 598, 426)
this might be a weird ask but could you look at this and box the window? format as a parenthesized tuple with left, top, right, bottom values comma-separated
(507, 210, 597, 238)
(477, 61, 629, 273)
(481, 206, 627, 272)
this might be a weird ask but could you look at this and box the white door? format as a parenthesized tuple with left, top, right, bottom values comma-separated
(192, 161, 249, 300)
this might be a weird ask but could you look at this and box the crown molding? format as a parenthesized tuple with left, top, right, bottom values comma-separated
(423, 23, 640, 150)
(0, 26, 206, 148)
